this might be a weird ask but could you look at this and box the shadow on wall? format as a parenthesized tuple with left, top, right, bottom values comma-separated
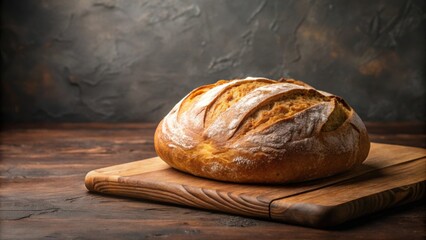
(1, 0, 425, 122)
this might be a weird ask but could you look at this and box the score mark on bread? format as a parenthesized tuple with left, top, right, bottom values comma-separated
(154, 77, 370, 183)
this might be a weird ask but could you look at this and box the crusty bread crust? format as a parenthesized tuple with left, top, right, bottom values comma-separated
(154, 77, 370, 183)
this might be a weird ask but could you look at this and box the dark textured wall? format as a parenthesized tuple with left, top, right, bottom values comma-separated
(1, 0, 425, 122)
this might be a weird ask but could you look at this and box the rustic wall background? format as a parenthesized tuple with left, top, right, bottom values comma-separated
(1, 0, 425, 122)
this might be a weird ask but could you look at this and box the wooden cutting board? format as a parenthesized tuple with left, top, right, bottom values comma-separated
(85, 143, 426, 228)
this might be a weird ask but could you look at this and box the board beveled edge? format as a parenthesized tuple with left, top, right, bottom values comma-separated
(85, 170, 272, 218)
(269, 181, 426, 228)
(85, 170, 103, 192)
(85, 169, 426, 228)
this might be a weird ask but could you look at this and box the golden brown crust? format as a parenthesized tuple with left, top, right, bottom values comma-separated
(154, 77, 370, 183)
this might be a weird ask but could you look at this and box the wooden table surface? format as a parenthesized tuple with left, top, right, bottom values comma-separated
(1, 122, 425, 240)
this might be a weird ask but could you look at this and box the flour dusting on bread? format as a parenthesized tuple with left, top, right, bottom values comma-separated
(154, 77, 370, 183)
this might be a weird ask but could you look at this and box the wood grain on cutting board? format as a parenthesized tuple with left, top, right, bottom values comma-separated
(85, 143, 426, 227)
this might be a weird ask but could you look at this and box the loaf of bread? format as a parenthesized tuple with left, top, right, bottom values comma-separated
(154, 77, 370, 183)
